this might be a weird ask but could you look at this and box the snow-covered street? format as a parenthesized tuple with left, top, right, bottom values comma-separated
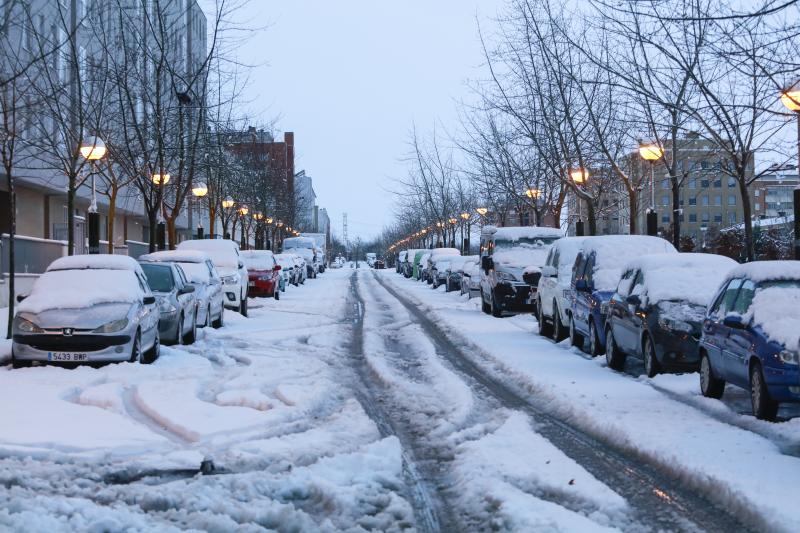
(1, 266, 798, 531)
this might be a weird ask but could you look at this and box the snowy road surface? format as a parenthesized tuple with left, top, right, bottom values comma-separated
(0, 266, 795, 531)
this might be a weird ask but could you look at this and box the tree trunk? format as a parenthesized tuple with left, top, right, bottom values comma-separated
(148, 210, 157, 253)
(209, 206, 216, 239)
(739, 178, 754, 261)
(5, 174, 15, 339)
(586, 202, 597, 236)
(67, 175, 75, 255)
(627, 186, 638, 235)
(671, 179, 681, 249)
(167, 217, 177, 250)
(107, 187, 118, 254)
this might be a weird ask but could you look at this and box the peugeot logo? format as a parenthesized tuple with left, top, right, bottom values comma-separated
(63, 328, 74, 336)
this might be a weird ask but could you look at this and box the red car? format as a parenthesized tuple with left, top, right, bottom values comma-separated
(241, 250, 282, 300)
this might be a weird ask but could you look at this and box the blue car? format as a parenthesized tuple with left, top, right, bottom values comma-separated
(568, 236, 677, 356)
(699, 261, 800, 421)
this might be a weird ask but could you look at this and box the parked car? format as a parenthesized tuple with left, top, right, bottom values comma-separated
(274, 254, 295, 289)
(241, 250, 282, 300)
(396, 251, 407, 273)
(699, 261, 800, 420)
(444, 255, 479, 293)
(403, 249, 421, 278)
(283, 237, 319, 279)
(412, 250, 429, 280)
(461, 260, 482, 298)
(427, 249, 460, 285)
(536, 237, 586, 341)
(138, 250, 225, 329)
(604, 253, 738, 377)
(178, 239, 249, 317)
(568, 235, 677, 356)
(12, 255, 160, 367)
(139, 261, 199, 345)
(374, 259, 386, 269)
(293, 255, 308, 284)
(479, 226, 564, 317)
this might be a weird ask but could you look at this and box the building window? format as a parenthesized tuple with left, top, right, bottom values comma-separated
(755, 202, 761, 211)
(689, 213, 697, 223)
(701, 160, 710, 169)
(701, 179, 710, 188)
(662, 179, 670, 189)
(689, 197, 697, 206)
(729, 213, 737, 224)
(702, 212, 710, 222)
(755, 190, 760, 197)
(714, 214, 722, 223)
(713, 178, 722, 188)
(728, 177, 736, 187)
(662, 215, 670, 223)
(714, 195, 721, 206)
(702, 196, 709, 206)
(728, 195, 736, 206)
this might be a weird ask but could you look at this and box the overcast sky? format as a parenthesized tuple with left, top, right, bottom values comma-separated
(229, 1, 504, 241)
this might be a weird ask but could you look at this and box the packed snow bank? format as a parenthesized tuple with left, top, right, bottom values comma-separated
(47, 254, 141, 272)
(485, 226, 565, 241)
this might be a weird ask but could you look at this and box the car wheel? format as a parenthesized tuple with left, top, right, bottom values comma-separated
(11, 350, 32, 369)
(491, 291, 503, 318)
(587, 320, 602, 356)
(481, 290, 491, 314)
(537, 298, 554, 338)
(175, 313, 184, 346)
(240, 297, 248, 317)
(569, 316, 584, 350)
(204, 305, 211, 327)
(552, 302, 568, 342)
(183, 313, 197, 345)
(131, 330, 144, 364)
(212, 306, 225, 329)
(605, 327, 626, 371)
(643, 336, 660, 378)
(750, 362, 779, 421)
(144, 330, 160, 363)
(699, 352, 724, 399)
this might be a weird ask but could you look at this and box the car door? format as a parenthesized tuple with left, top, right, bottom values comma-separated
(610, 269, 637, 353)
(206, 261, 223, 314)
(703, 279, 742, 381)
(136, 272, 158, 346)
(540, 248, 557, 316)
(480, 237, 492, 299)
(175, 265, 195, 327)
(723, 280, 756, 387)
(571, 253, 591, 333)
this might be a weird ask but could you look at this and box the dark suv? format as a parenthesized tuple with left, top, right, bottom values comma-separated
(479, 226, 563, 317)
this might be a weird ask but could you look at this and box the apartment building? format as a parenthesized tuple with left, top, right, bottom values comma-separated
(750, 165, 800, 219)
(0, 0, 207, 256)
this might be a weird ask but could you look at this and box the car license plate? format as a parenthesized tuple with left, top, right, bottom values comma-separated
(248, 281, 255, 287)
(48, 352, 88, 362)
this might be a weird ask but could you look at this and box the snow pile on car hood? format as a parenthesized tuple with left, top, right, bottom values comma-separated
(582, 236, 677, 291)
(139, 250, 210, 264)
(747, 287, 800, 349)
(240, 250, 276, 271)
(626, 253, 738, 306)
(18, 269, 142, 314)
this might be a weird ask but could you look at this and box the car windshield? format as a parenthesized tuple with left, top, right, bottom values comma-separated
(494, 237, 559, 251)
(760, 279, 800, 290)
(141, 263, 174, 292)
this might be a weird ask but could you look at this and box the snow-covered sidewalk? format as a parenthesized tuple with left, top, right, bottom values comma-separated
(378, 269, 800, 532)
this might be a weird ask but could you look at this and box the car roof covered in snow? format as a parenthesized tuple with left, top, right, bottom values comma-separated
(139, 250, 211, 264)
(725, 260, 800, 283)
(580, 236, 677, 291)
(482, 225, 565, 241)
(622, 253, 738, 306)
(240, 250, 277, 271)
(430, 249, 461, 261)
(47, 254, 142, 272)
(178, 238, 240, 253)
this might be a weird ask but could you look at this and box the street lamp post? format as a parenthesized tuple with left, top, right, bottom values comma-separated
(525, 188, 540, 226)
(238, 205, 249, 250)
(780, 87, 800, 259)
(639, 143, 664, 236)
(152, 172, 170, 250)
(460, 212, 470, 253)
(192, 182, 208, 239)
(570, 168, 588, 236)
(79, 137, 107, 254)
(221, 197, 234, 239)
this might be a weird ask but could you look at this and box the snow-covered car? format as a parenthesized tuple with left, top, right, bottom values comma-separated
(431, 259, 452, 289)
(699, 261, 800, 420)
(415, 252, 432, 281)
(536, 237, 586, 341)
(241, 250, 282, 300)
(445, 255, 479, 293)
(479, 226, 564, 317)
(274, 254, 296, 290)
(460, 260, 482, 298)
(427, 248, 460, 286)
(605, 253, 738, 377)
(11, 255, 160, 367)
(283, 237, 319, 279)
(568, 236, 677, 356)
(139, 261, 199, 345)
(178, 239, 249, 317)
(292, 254, 308, 284)
(138, 250, 225, 329)
(396, 251, 407, 273)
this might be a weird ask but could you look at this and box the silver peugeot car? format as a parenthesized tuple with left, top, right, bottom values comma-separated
(11, 255, 160, 368)
(138, 260, 198, 345)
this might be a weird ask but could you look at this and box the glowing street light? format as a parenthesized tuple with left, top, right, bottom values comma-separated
(525, 188, 540, 199)
(80, 136, 107, 161)
(639, 142, 664, 236)
(639, 143, 664, 161)
(80, 137, 107, 254)
(191, 182, 208, 238)
(238, 205, 249, 216)
(460, 212, 470, 220)
(192, 182, 208, 197)
(222, 197, 235, 209)
(570, 168, 588, 184)
(781, 85, 800, 259)
(475, 207, 488, 216)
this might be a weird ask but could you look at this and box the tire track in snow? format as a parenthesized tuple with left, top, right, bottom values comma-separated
(347, 273, 454, 533)
(374, 271, 756, 533)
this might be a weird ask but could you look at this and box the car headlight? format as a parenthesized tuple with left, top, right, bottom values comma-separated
(93, 318, 129, 333)
(221, 274, 238, 285)
(658, 317, 694, 333)
(158, 298, 177, 315)
(778, 350, 799, 366)
(14, 316, 44, 333)
(495, 271, 516, 282)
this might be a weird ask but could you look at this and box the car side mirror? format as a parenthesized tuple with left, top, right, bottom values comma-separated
(626, 294, 641, 306)
(238, 261, 244, 269)
(180, 285, 195, 294)
(275, 264, 282, 271)
(723, 314, 745, 329)
(16, 294, 26, 303)
(143, 295, 156, 305)
(575, 279, 590, 292)
(481, 256, 493, 272)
